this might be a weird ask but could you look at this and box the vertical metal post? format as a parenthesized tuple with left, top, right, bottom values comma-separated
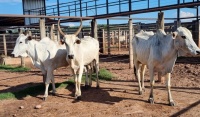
(106, 0, 110, 55)
(75, 1, 77, 16)
(86, 2, 88, 16)
(129, 0, 132, 11)
(80, 0, 82, 17)
(177, 0, 180, 23)
(129, 19, 133, 69)
(107, 19, 111, 55)
(68, 6, 70, 16)
(3, 35, 7, 56)
(57, 0, 60, 16)
(119, 0, 121, 12)
(95, 0, 97, 15)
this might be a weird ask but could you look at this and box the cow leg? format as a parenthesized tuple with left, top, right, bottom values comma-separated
(84, 66, 90, 88)
(141, 65, 146, 92)
(148, 69, 155, 104)
(166, 73, 175, 106)
(43, 69, 55, 100)
(71, 68, 78, 98)
(89, 65, 92, 87)
(76, 66, 84, 100)
(135, 62, 142, 95)
(42, 74, 46, 83)
(51, 75, 56, 95)
(95, 62, 100, 88)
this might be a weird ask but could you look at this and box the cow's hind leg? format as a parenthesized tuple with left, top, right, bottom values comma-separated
(135, 62, 142, 95)
(166, 73, 175, 106)
(141, 64, 146, 92)
(148, 68, 155, 104)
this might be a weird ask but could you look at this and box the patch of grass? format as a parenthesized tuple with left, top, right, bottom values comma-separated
(0, 80, 74, 100)
(0, 65, 30, 72)
(98, 68, 113, 81)
(82, 68, 114, 82)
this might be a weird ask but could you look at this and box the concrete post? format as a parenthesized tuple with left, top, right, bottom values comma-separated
(129, 19, 133, 69)
(39, 18, 46, 39)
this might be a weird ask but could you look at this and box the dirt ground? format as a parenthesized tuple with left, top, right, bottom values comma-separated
(0, 54, 200, 117)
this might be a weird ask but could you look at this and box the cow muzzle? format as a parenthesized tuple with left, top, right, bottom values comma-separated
(68, 55, 74, 59)
(197, 50, 200, 55)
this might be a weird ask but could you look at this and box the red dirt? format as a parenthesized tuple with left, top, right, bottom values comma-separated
(0, 55, 200, 117)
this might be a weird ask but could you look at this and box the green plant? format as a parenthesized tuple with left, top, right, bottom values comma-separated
(0, 65, 30, 72)
(0, 80, 74, 100)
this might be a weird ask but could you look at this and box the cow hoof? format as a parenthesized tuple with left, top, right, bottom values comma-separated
(85, 85, 91, 89)
(139, 91, 143, 95)
(169, 101, 175, 106)
(76, 96, 81, 100)
(148, 98, 154, 104)
(96, 85, 100, 89)
(43, 97, 47, 101)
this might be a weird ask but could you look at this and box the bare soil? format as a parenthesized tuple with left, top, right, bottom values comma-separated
(0, 54, 200, 117)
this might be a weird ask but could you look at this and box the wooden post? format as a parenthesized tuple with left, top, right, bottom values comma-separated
(129, 19, 133, 69)
(39, 18, 46, 39)
(50, 24, 55, 41)
(3, 35, 7, 56)
(57, 27, 60, 41)
(125, 31, 128, 48)
(157, 11, 165, 83)
(157, 12, 164, 30)
(118, 28, 121, 51)
(91, 19, 98, 39)
(111, 31, 114, 45)
(98, 29, 106, 54)
(192, 20, 200, 47)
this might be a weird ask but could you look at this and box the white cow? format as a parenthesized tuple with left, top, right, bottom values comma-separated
(12, 31, 69, 100)
(132, 27, 200, 106)
(58, 19, 99, 100)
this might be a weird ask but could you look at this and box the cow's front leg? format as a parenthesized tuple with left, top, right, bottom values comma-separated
(148, 69, 155, 104)
(76, 66, 84, 100)
(166, 73, 175, 106)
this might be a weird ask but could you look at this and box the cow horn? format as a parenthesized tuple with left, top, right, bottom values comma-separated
(74, 19, 82, 36)
(58, 19, 66, 36)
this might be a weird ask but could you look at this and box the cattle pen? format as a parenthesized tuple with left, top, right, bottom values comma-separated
(0, 0, 200, 117)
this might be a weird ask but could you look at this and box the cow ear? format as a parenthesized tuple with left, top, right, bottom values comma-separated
(60, 39, 65, 45)
(172, 32, 178, 39)
(76, 39, 81, 44)
(27, 36, 32, 40)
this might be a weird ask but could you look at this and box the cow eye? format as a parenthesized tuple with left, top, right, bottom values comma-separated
(19, 41, 22, 44)
(181, 36, 186, 39)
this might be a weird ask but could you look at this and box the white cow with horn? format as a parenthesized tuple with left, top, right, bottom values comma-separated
(58, 19, 99, 100)
(12, 30, 69, 100)
(132, 27, 200, 106)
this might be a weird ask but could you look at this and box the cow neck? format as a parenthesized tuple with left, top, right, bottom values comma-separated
(161, 36, 178, 62)
(26, 40, 39, 62)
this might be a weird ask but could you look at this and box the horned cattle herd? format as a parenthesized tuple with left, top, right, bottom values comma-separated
(11, 19, 200, 106)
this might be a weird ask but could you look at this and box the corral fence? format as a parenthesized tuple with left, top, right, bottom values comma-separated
(0, 20, 200, 57)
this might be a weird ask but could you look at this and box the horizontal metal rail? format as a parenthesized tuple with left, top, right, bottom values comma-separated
(0, 14, 94, 20)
